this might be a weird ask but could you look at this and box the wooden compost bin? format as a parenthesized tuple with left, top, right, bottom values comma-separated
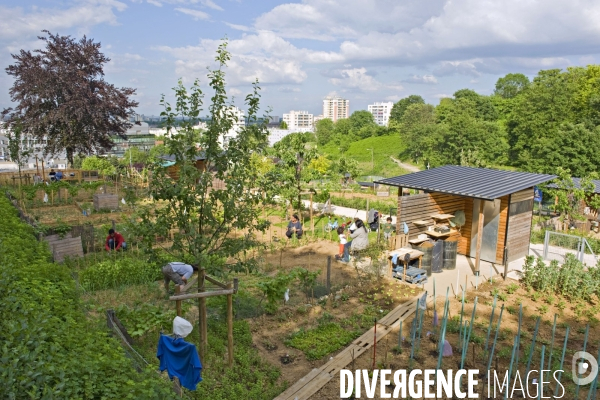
(93, 194, 119, 211)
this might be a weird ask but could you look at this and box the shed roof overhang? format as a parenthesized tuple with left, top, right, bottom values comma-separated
(375, 165, 556, 201)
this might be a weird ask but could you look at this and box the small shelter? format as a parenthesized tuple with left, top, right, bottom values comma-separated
(159, 153, 207, 180)
(376, 166, 556, 274)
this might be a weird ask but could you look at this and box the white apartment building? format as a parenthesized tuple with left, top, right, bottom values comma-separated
(282, 110, 314, 130)
(267, 126, 314, 146)
(222, 106, 245, 147)
(322, 96, 349, 122)
(368, 102, 394, 126)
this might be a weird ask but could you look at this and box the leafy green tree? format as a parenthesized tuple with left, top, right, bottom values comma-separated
(271, 132, 322, 212)
(508, 69, 577, 170)
(315, 118, 335, 145)
(541, 124, 600, 176)
(329, 156, 360, 181)
(279, 120, 288, 129)
(81, 155, 116, 176)
(389, 95, 425, 124)
(494, 73, 530, 99)
(121, 147, 150, 166)
(545, 167, 596, 224)
(2, 31, 138, 166)
(332, 118, 352, 144)
(453, 89, 498, 121)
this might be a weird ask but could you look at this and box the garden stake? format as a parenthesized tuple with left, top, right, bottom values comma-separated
(458, 289, 465, 350)
(410, 303, 419, 363)
(547, 314, 557, 371)
(514, 303, 523, 374)
(461, 297, 477, 370)
(456, 270, 459, 298)
(505, 336, 518, 400)
(416, 302, 425, 353)
(486, 304, 504, 372)
(525, 317, 541, 380)
(484, 294, 497, 353)
(539, 345, 545, 400)
(586, 346, 600, 400)
(433, 278, 438, 330)
(553, 326, 569, 399)
(372, 317, 377, 371)
(436, 301, 449, 371)
(575, 324, 590, 399)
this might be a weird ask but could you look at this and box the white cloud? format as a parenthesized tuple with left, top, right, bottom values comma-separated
(433, 94, 451, 99)
(200, 0, 223, 11)
(278, 87, 301, 92)
(175, 7, 210, 20)
(404, 74, 438, 84)
(0, 0, 127, 41)
(224, 22, 251, 32)
(328, 67, 402, 92)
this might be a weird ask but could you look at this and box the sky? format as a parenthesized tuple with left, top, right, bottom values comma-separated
(1, 0, 600, 118)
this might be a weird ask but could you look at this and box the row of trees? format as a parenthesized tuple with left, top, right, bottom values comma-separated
(396, 68, 600, 176)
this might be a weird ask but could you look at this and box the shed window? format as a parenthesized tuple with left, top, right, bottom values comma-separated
(509, 199, 533, 216)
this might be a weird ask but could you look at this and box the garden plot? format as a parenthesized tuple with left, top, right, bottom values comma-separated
(310, 257, 600, 399)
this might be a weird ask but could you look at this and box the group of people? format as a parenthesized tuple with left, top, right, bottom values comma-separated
(334, 216, 395, 262)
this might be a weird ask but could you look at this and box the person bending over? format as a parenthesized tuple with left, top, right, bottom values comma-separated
(338, 219, 369, 262)
(162, 262, 198, 292)
(105, 228, 127, 251)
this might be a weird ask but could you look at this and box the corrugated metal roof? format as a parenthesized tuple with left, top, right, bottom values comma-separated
(547, 178, 600, 194)
(375, 165, 556, 200)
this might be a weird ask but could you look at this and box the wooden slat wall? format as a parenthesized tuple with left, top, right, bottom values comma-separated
(397, 192, 471, 254)
(460, 198, 474, 256)
(494, 195, 510, 264)
(506, 188, 534, 262)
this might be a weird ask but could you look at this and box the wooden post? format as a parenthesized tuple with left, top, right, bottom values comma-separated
(309, 193, 314, 233)
(35, 156, 40, 176)
(395, 187, 403, 249)
(326, 256, 331, 294)
(112, 220, 116, 232)
(41, 160, 45, 182)
(474, 200, 484, 275)
(198, 268, 207, 361)
(175, 286, 182, 316)
(227, 280, 235, 367)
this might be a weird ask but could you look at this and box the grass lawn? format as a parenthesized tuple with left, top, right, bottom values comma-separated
(320, 135, 411, 178)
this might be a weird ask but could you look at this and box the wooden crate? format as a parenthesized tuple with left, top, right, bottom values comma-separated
(93, 194, 119, 211)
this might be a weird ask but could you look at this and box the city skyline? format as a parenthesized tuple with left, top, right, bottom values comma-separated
(2, 1, 600, 117)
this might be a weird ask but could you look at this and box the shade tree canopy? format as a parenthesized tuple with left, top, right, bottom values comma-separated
(2, 31, 138, 166)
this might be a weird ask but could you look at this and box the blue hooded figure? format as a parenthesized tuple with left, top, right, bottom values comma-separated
(403, 222, 409, 235)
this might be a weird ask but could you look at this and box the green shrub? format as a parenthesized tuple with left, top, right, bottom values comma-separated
(79, 256, 163, 291)
(0, 195, 174, 399)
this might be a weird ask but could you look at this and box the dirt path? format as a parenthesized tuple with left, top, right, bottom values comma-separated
(390, 156, 420, 173)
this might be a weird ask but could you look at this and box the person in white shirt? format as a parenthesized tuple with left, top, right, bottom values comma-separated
(162, 262, 197, 292)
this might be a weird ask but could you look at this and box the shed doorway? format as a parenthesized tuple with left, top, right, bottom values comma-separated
(470, 199, 501, 262)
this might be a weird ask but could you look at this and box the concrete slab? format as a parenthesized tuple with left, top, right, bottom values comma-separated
(529, 243, 598, 266)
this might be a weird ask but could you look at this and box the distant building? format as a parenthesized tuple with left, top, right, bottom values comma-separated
(107, 122, 155, 157)
(268, 126, 314, 147)
(222, 106, 245, 147)
(368, 102, 394, 126)
(322, 96, 349, 122)
(283, 110, 314, 130)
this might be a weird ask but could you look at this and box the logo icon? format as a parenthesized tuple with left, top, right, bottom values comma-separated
(572, 352, 599, 386)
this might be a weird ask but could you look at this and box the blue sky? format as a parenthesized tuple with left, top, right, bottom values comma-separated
(2, 0, 600, 118)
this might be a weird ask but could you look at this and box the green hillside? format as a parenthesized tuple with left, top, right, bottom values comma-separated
(320, 135, 413, 178)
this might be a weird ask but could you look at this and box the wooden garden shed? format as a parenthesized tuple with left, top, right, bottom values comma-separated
(159, 154, 207, 180)
(376, 166, 556, 274)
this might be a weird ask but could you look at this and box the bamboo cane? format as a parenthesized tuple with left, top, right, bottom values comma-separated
(539, 345, 545, 400)
(409, 302, 419, 364)
(484, 294, 497, 353)
(525, 317, 541, 379)
(461, 297, 478, 369)
(398, 320, 403, 349)
(416, 299, 425, 353)
(547, 314, 557, 371)
(553, 326, 569, 399)
(505, 336, 519, 400)
(459, 289, 465, 350)
(587, 346, 600, 400)
(487, 304, 504, 371)
(575, 324, 590, 399)
(436, 296, 450, 371)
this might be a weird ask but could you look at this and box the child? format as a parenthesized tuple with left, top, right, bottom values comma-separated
(337, 226, 347, 258)
(383, 217, 394, 241)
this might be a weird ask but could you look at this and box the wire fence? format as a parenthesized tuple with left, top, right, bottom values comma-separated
(543, 230, 598, 264)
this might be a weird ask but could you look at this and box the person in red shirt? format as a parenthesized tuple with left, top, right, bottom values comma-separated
(105, 228, 127, 251)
